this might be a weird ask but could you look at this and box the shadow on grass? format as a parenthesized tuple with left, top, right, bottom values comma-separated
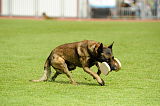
(50, 80, 99, 86)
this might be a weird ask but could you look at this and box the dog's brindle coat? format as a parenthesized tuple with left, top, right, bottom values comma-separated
(31, 40, 120, 86)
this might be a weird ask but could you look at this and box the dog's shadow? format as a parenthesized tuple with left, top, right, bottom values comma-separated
(50, 80, 98, 86)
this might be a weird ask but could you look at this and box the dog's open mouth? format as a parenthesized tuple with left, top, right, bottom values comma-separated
(99, 58, 121, 75)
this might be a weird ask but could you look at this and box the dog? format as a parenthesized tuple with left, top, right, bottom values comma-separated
(42, 12, 57, 20)
(31, 40, 121, 86)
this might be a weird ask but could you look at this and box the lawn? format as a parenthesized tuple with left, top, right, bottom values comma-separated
(0, 19, 160, 106)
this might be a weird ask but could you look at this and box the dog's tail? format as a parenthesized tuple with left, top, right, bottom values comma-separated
(30, 57, 51, 82)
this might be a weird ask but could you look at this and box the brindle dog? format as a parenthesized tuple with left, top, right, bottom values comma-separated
(31, 40, 120, 86)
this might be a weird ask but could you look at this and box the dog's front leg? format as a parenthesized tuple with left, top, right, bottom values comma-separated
(96, 62, 102, 76)
(83, 67, 105, 86)
(91, 63, 101, 80)
(80, 57, 104, 86)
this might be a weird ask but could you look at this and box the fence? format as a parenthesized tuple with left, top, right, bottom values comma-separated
(0, 0, 81, 18)
(0, 0, 160, 19)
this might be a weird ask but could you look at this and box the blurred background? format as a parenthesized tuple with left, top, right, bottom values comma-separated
(0, 0, 160, 19)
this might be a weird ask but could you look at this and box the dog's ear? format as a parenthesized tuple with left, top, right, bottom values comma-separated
(108, 42, 114, 49)
(97, 43, 103, 53)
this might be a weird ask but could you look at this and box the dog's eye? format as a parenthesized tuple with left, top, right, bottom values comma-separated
(112, 56, 114, 59)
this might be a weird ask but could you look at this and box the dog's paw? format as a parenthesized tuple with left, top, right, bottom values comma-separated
(49, 79, 54, 82)
(98, 79, 105, 86)
(50, 78, 56, 82)
(71, 81, 78, 85)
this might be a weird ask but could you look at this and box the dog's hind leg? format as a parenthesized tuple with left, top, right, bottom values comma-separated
(56, 63, 77, 85)
(63, 63, 77, 85)
(31, 58, 51, 82)
(51, 56, 77, 85)
(51, 71, 61, 81)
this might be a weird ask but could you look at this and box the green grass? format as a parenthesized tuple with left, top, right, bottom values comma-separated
(0, 19, 160, 106)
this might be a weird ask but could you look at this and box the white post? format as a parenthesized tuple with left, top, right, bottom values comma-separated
(8, 0, 12, 17)
(77, 0, 79, 18)
(158, 0, 160, 19)
(61, 0, 64, 18)
(34, 0, 39, 18)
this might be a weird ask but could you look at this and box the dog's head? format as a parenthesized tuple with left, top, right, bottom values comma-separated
(97, 42, 121, 71)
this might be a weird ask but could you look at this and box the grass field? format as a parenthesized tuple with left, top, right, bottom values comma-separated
(0, 19, 160, 106)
